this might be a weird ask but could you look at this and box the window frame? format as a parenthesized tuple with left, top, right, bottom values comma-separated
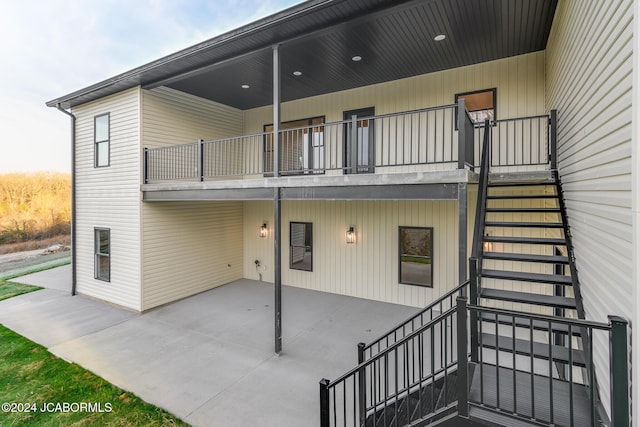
(289, 221, 313, 272)
(455, 88, 497, 127)
(94, 227, 111, 282)
(398, 226, 434, 288)
(94, 113, 110, 168)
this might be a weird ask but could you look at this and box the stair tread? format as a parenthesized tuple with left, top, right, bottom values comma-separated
(486, 207, 561, 213)
(469, 363, 600, 426)
(480, 288, 576, 309)
(479, 312, 581, 336)
(485, 221, 564, 228)
(484, 236, 566, 245)
(482, 269, 572, 285)
(483, 252, 569, 264)
(486, 194, 558, 199)
(480, 333, 586, 366)
(488, 181, 556, 187)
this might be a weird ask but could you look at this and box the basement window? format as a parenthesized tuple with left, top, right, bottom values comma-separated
(94, 228, 110, 282)
(94, 113, 110, 167)
(399, 226, 433, 287)
(455, 88, 496, 125)
(290, 222, 312, 271)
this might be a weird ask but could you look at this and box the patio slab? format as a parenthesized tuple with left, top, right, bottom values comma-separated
(0, 271, 419, 427)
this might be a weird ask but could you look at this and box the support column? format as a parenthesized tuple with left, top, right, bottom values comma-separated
(273, 45, 281, 178)
(458, 182, 468, 291)
(274, 187, 282, 354)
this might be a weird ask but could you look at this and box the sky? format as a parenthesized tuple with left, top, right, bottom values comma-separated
(0, 0, 299, 174)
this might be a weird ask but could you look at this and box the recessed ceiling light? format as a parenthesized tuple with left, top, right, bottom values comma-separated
(293, 71, 302, 76)
(241, 84, 250, 89)
(351, 55, 362, 62)
(434, 34, 446, 41)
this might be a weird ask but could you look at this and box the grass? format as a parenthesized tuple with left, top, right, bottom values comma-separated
(0, 260, 73, 302)
(0, 325, 189, 426)
(400, 255, 432, 265)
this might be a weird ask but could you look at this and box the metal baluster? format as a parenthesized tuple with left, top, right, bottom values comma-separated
(568, 323, 574, 426)
(548, 322, 554, 425)
(530, 318, 535, 419)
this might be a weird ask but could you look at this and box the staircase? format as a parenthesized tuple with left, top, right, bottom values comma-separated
(467, 169, 606, 426)
(319, 113, 630, 427)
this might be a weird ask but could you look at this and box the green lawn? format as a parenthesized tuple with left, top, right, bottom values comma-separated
(0, 325, 189, 426)
(0, 262, 70, 301)
(0, 262, 189, 426)
(400, 255, 432, 265)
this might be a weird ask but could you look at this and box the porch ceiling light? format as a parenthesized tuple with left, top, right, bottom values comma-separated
(259, 223, 268, 238)
(346, 226, 356, 244)
(351, 55, 362, 62)
(241, 84, 250, 89)
(293, 70, 302, 76)
(434, 34, 446, 41)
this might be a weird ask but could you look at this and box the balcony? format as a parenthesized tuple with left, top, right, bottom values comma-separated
(142, 101, 555, 198)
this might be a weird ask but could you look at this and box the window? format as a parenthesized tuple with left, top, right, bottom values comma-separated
(399, 226, 433, 287)
(94, 228, 110, 282)
(264, 116, 325, 175)
(290, 222, 312, 271)
(455, 88, 496, 125)
(94, 113, 110, 167)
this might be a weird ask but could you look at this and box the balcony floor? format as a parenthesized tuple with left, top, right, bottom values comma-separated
(143, 169, 478, 201)
(0, 270, 419, 427)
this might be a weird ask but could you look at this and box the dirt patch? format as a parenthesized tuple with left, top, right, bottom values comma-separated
(0, 248, 71, 276)
(0, 235, 71, 255)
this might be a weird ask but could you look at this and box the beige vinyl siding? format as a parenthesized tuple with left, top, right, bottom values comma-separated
(140, 87, 245, 310)
(141, 86, 243, 147)
(244, 200, 462, 308)
(243, 52, 545, 174)
(141, 202, 243, 310)
(545, 0, 634, 414)
(72, 87, 141, 310)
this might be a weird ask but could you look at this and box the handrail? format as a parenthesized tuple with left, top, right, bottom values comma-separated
(470, 119, 491, 260)
(330, 306, 457, 386)
(321, 306, 459, 427)
(362, 281, 468, 358)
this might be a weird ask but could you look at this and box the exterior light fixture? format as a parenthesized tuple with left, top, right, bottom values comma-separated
(434, 34, 446, 41)
(351, 55, 362, 62)
(293, 70, 302, 76)
(346, 226, 356, 244)
(241, 84, 250, 89)
(259, 223, 268, 238)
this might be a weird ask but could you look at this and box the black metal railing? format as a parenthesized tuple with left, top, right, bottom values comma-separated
(456, 299, 629, 427)
(143, 101, 481, 183)
(490, 114, 550, 168)
(320, 306, 460, 427)
(360, 282, 468, 361)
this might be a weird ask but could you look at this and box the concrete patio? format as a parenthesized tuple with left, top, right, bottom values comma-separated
(0, 266, 418, 426)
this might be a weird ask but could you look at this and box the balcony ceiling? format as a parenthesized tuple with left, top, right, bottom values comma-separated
(47, 0, 557, 110)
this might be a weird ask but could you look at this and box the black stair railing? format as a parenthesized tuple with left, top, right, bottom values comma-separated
(459, 301, 629, 427)
(320, 300, 463, 427)
(359, 281, 468, 361)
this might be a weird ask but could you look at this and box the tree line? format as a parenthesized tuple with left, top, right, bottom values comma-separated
(0, 173, 71, 245)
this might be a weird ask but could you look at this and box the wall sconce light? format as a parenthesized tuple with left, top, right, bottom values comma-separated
(483, 234, 493, 252)
(346, 226, 356, 244)
(259, 223, 268, 238)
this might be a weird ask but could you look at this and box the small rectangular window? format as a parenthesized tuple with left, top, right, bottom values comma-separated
(399, 226, 433, 287)
(455, 88, 496, 125)
(290, 222, 312, 271)
(94, 228, 110, 282)
(94, 113, 110, 167)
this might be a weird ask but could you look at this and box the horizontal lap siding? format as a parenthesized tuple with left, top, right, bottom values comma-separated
(141, 202, 243, 310)
(72, 88, 141, 310)
(243, 200, 461, 308)
(141, 87, 245, 310)
(545, 0, 633, 413)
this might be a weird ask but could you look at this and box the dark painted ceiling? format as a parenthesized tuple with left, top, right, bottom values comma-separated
(48, 0, 557, 110)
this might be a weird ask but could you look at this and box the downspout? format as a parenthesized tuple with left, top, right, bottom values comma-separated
(55, 104, 77, 296)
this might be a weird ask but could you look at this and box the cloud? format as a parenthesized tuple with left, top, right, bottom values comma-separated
(0, 0, 298, 173)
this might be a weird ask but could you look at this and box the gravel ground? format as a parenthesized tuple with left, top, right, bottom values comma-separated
(0, 249, 71, 276)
